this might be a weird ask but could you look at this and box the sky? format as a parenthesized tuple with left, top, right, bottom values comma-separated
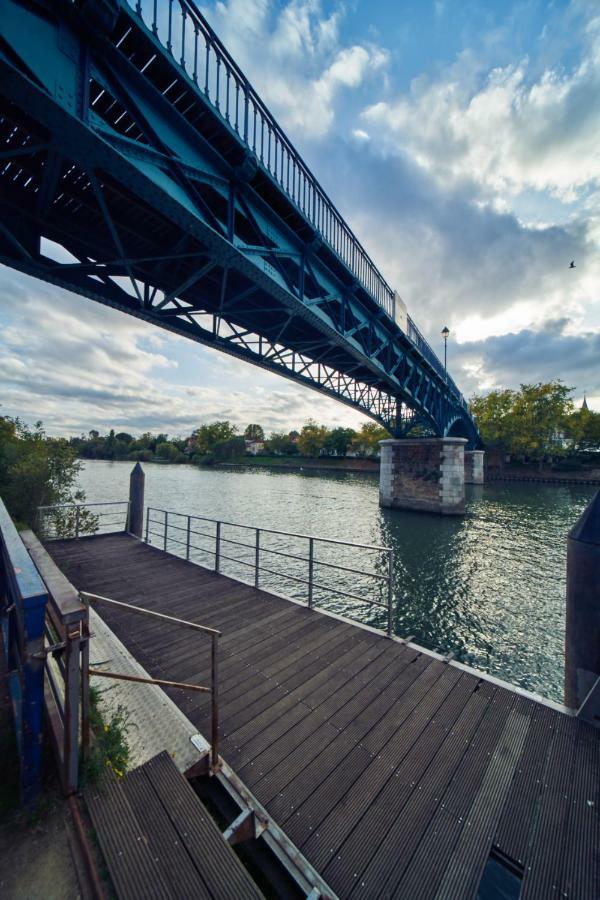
(1, 0, 599, 437)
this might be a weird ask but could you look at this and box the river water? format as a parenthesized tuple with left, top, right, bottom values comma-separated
(76, 459, 596, 702)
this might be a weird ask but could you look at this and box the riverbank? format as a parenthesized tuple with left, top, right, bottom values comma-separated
(206, 455, 380, 474)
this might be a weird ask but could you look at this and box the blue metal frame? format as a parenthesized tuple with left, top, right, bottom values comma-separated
(0, 498, 48, 805)
(0, 0, 480, 446)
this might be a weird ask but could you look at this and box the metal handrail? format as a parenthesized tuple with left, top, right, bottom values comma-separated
(81, 590, 220, 771)
(38, 501, 131, 541)
(145, 506, 394, 636)
(124, 0, 396, 318)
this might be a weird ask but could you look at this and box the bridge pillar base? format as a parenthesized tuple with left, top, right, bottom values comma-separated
(464, 450, 485, 485)
(379, 438, 467, 515)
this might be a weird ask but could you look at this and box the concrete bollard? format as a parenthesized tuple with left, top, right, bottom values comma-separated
(564, 490, 600, 709)
(127, 463, 145, 539)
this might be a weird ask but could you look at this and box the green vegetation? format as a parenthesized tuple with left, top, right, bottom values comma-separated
(0, 416, 95, 532)
(81, 686, 130, 784)
(67, 419, 391, 465)
(470, 381, 600, 468)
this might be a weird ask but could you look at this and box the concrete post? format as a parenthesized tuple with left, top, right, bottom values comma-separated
(565, 490, 600, 709)
(464, 450, 485, 484)
(379, 438, 466, 514)
(127, 463, 145, 538)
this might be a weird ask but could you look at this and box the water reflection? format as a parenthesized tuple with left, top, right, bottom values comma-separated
(77, 460, 596, 701)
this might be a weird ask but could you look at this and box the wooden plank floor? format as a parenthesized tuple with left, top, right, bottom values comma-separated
(86, 750, 264, 900)
(48, 534, 599, 900)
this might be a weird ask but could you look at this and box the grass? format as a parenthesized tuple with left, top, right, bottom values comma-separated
(80, 686, 130, 785)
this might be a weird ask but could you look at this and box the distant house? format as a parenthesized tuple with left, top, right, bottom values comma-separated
(245, 439, 264, 456)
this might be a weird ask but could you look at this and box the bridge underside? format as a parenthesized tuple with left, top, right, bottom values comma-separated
(0, 0, 480, 446)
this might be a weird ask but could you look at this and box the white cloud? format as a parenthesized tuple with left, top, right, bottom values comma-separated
(205, 0, 388, 139)
(361, 27, 600, 206)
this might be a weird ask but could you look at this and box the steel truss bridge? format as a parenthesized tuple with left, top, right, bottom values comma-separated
(0, 0, 480, 445)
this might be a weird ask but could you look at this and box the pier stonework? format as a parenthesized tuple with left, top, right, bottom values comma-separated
(464, 450, 485, 484)
(379, 438, 467, 514)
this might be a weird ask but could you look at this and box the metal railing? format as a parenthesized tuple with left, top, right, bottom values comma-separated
(37, 501, 130, 540)
(81, 591, 221, 772)
(119, 2, 466, 405)
(20, 529, 89, 797)
(125, 0, 395, 316)
(145, 506, 395, 636)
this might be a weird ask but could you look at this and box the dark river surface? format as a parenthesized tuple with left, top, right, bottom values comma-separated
(77, 459, 597, 702)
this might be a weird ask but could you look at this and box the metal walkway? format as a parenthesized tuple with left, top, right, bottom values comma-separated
(49, 534, 599, 899)
(86, 750, 264, 900)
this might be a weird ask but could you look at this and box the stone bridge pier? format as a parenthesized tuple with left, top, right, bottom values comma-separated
(379, 438, 485, 514)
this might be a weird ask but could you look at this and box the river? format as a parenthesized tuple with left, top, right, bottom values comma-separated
(76, 459, 597, 702)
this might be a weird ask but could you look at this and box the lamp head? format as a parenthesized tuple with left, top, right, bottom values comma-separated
(441, 326, 450, 338)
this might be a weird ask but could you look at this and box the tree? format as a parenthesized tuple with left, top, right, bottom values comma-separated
(267, 433, 298, 456)
(189, 421, 237, 457)
(470, 381, 575, 466)
(209, 436, 246, 462)
(564, 407, 600, 452)
(155, 441, 179, 462)
(469, 389, 516, 453)
(0, 416, 96, 533)
(297, 420, 328, 457)
(323, 427, 356, 456)
(244, 424, 265, 441)
(350, 422, 389, 457)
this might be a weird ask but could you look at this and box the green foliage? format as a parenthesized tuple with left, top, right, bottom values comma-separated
(155, 441, 179, 462)
(244, 423, 265, 441)
(297, 420, 329, 457)
(189, 421, 237, 457)
(81, 686, 130, 785)
(324, 427, 356, 456)
(0, 416, 95, 532)
(470, 380, 588, 464)
(266, 432, 300, 456)
(349, 422, 390, 457)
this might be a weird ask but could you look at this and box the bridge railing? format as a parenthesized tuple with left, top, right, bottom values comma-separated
(127, 0, 395, 318)
(123, 2, 467, 405)
(144, 506, 395, 636)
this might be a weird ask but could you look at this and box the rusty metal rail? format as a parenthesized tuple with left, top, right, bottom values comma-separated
(80, 591, 221, 772)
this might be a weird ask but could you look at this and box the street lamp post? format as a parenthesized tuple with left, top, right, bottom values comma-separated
(441, 326, 450, 380)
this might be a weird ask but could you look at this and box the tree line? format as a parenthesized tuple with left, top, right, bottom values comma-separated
(470, 381, 600, 467)
(70, 420, 391, 464)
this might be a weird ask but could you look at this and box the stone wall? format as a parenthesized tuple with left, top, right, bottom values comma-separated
(464, 450, 485, 485)
(379, 438, 466, 514)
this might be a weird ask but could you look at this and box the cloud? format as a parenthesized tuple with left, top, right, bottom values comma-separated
(205, 0, 388, 139)
(451, 319, 600, 405)
(360, 14, 600, 205)
(0, 267, 371, 436)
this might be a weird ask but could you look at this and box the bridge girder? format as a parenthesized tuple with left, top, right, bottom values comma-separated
(0, 0, 480, 447)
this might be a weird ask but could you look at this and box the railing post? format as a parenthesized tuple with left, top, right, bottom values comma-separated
(211, 634, 219, 772)
(215, 521, 221, 573)
(387, 551, 394, 637)
(81, 598, 91, 763)
(145, 506, 150, 543)
(186, 516, 191, 561)
(254, 528, 260, 588)
(63, 625, 82, 793)
(308, 537, 314, 608)
(164, 510, 168, 551)
(127, 462, 145, 538)
(75, 504, 80, 540)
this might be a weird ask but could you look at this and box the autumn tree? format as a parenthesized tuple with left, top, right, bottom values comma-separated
(244, 424, 265, 441)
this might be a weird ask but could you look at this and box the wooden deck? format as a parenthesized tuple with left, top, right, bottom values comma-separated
(86, 750, 264, 899)
(48, 534, 599, 899)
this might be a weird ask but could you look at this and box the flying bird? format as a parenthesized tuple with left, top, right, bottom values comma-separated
(569, 260, 576, 268)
